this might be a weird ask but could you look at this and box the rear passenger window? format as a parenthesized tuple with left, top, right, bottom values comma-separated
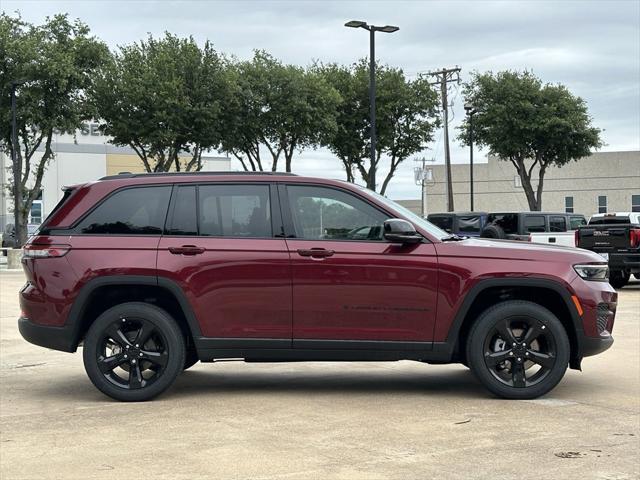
(198, 185, 271, 237)
(524, 216, 546, 233)
(549, 216, 567, 232)
(169, 186, 197, 235)
(77, 186, 171, 235)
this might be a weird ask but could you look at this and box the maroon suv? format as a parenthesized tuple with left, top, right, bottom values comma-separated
(19, 173, 616, 401)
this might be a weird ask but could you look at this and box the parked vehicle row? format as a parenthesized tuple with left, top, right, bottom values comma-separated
(576, 212, 640, 289)
(19, 173, 615, 401)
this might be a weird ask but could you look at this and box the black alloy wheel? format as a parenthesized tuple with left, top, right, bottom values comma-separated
(467, 300, 570, 399)
(83, 302, 185, 401)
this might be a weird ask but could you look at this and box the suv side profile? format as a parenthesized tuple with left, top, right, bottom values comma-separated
(19, 173, 615, 401)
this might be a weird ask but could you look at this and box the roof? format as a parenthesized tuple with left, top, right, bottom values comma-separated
(99, 171, 297, 180)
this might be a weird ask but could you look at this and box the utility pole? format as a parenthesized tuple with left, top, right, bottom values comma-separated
(426, 67, 461, 212)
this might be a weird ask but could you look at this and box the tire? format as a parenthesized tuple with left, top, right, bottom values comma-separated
(480, 224, 506, 239)
(83, 302, 185, 402)
(609, 270, 630, 289)
(183, 348, 199, 370)
(634, 273, 640, 281)
(466, 300, 570, 400)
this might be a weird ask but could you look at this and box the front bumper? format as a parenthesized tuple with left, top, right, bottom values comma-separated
(608, 252, 640, 271)
(18, 317, 76, 353)
(579, 333, 614, 357)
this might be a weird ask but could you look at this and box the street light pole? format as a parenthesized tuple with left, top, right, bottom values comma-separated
(464, 104, 476, 211)
(345, 20, 399, 191)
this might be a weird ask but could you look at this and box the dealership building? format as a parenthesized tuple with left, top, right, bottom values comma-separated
(398, 150, 640, 217)
(0, 122, 230, 230)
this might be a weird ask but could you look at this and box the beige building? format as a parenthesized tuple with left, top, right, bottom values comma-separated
(398, 151, 640, 217)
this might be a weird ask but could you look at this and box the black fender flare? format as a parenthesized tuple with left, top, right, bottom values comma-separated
(432, 277, 584, 362)
(65, 275, 201, 350)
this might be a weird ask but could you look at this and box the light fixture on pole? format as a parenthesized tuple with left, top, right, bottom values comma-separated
(345, 20, 399, 190)
(464, 103, 477, 212)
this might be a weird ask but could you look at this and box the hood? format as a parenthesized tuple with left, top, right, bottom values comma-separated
(440, 237, 606, 264)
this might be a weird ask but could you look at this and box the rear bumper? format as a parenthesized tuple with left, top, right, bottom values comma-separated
(18, 317, 76, 353)
(608, 253, 640, 271)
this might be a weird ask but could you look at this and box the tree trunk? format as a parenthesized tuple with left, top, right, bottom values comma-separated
(513, 157, 540, 211)
(535, 164, 547, 211)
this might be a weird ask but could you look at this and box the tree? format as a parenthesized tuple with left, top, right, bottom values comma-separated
(0, 13, 109, 246)
(221, 51, 340, 172)
(318, 60, 440, 194)
(459, 70, 603, 210)
(92, 33, 229, 172)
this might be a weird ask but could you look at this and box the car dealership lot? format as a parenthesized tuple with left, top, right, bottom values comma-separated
(1, 270, 638, 480)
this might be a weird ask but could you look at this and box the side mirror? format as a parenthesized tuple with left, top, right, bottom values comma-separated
(383, 219, 422, 244)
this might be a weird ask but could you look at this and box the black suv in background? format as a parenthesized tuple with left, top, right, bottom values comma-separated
(480, 212, 587, 240)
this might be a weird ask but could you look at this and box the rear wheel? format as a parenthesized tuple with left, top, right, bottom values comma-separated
(83, 302, 185, 402)
(466, 300, 569, 399)
(609, 270, 630, 289)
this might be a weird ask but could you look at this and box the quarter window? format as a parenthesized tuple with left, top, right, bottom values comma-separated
(77, 186, 171, 235)
(565, 196, 574, 214)
(198, 184, 271, 238)
(549, 216, 567, 232)
(524, 215, 546, 233)
(286, 186, 387, 241)
(598, 195, 607, 214)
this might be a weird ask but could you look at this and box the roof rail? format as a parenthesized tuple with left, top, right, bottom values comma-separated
(99, 171, 298, 180)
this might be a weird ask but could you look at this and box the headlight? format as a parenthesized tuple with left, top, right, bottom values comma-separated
(574, 264, 609, 281)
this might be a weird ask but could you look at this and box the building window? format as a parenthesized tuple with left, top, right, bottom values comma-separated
(598, 195, 607, 214)
(565, 196, 574, 213)
(514, 175, 522, 188)
(633, 195, 640, 213)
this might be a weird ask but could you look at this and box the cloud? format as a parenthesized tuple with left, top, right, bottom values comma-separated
(4, 0, 638, 199)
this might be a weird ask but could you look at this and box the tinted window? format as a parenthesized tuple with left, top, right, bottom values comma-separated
(570, 216, 586, 229)
(458, 215, 481, 233)
(524, 215, 546, 233)
(486, 213, 518, 234)
(589, 215, 631, 225)
(549, 216, 567, 232)
(427, 215, 453, 233)
(199, 184, 271, 237)
(287, 186, 387, 241)
(77, 186, 171, 235)
(168, 186, 197, 235)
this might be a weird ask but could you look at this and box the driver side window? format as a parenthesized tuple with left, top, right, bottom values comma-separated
(286, 186, 387, 241)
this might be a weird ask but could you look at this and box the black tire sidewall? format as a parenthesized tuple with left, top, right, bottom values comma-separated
(466, 300, 570, 400)
(481, 224, 506, 239)
(83, 302, 185, 402)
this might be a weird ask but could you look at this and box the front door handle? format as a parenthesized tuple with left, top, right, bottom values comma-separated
(297, 248, 335, 258)
(169, 245, 205, 255)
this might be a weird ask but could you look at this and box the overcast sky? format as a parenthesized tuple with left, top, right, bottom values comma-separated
(4, 0, 639, 199)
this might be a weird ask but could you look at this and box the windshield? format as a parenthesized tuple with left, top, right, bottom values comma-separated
(351, 184, 450, 240)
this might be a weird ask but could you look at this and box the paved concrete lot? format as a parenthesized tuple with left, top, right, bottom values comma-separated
(1, 270, 638, 480)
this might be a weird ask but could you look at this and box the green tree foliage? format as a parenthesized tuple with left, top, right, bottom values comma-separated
(92, 33, 229, 172)
(459, 70, 603, 211)
(0, 13, 108, 245)
(221, 51, 340, 172)
(318, 60, 440, 194)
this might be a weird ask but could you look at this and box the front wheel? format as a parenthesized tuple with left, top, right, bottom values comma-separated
(466, 300, 570, 399)
(83, 302, 185, 402)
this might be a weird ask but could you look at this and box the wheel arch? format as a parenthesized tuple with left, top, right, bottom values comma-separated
(435, 278, 583, 369)
(66, 275, 201, 351)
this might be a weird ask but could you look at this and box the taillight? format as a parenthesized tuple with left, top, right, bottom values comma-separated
(22, 244, 70, 258)
(631, 229, 640, 248)
(574, 229, 580, 247)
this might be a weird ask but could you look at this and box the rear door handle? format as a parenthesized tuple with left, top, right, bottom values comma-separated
(169, 245, 205, 255)
(297, 248, 335, 258)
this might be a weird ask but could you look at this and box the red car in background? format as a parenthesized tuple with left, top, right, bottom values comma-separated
(19, 173, 615, 401)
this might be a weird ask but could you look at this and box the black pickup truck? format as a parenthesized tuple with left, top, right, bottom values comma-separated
(576, 212, 640, 289)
